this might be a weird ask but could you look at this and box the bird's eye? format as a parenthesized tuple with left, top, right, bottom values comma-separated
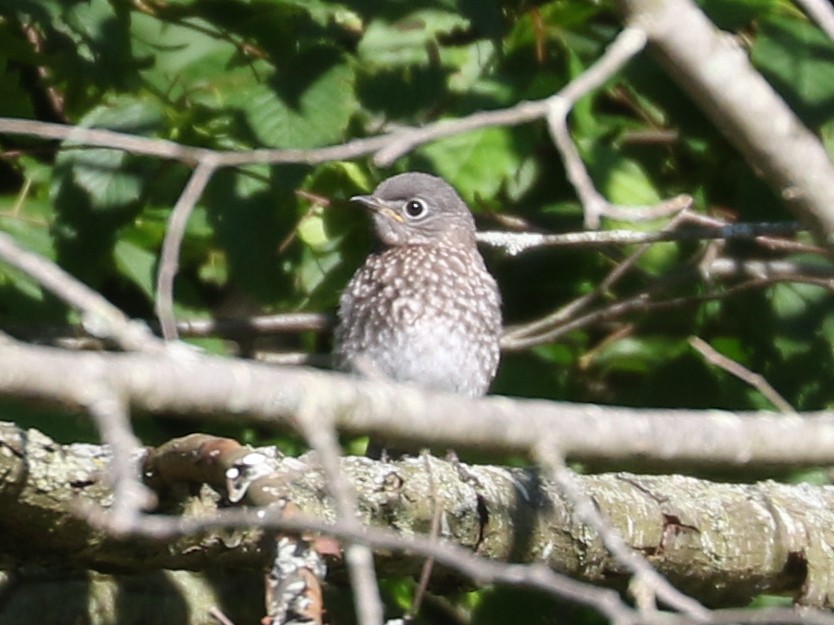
(404, 199, 427, 219)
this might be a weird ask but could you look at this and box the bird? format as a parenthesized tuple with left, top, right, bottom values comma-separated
(333, 172, 502, 400)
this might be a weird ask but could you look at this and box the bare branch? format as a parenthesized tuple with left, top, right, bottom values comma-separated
(0, 232, 166, 353)
(0, 116, 392, 167)
(476, 220, 803, 255)
(371, 101, 551, 167)
(8, 424, 834, 612)
(295, 397, 384, 625)
(86, 391, 155, 532)
(543, 27, 649, 228)
(794, 0, 834, 44)
(3, 341, 834, 469)
(156, 158, 219, 340)
(615, 0, 834, 245)
(0, 117, 209, 161)
(689, 337, 795, 414)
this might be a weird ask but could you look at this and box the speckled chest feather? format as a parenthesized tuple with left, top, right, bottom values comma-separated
(334, 243, 501, 397)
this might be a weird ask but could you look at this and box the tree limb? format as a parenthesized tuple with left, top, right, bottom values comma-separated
(1, 341, 834, 470)
(615, 0, 834, 245)
(3, 424, 834, 608)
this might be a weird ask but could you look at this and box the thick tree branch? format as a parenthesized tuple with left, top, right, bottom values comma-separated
(3, 424, 834, 608)
(1, 341, 834, 470)
(615, 0, 834, 245)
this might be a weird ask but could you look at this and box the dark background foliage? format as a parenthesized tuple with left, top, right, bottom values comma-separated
(2, 1, 834, 420)
(2, 1, 834, 621)
(1, 1, 833, 435)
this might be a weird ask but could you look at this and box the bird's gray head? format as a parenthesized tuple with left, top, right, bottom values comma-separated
(351, 172, 477, 248)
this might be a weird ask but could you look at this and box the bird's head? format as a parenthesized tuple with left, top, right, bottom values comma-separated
(351, 172, 477, 248)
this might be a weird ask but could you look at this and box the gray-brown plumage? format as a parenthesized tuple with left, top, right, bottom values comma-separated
(334, 172, 501, 397)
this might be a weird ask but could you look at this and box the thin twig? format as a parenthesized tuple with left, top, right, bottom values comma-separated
(0, 312, 333, 351)
(175, 312, 332, 336)
(406, 453, 442, 622)
(501, 208, 714, 346)
(534, 444, 710, 620)
(0, 117, 391, 167)
(86, 390, 154, 533)
(372, 100, 552, 167)
(476, 220, 803, 255)
(477, 218, 802, 251)
(544, 27, 649, 228)
(254, 352, 329, 367)
(705, 258, 834, 286)
(689, 336, 795, 413)
(156, 158, 219, 340)
(501, 267, 834, 352)
(295, 397, 384, 625)
(208, 606, 237, 625)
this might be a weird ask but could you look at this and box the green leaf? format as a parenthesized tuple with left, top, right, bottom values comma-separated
(771, 282, 827, 320)
(236, 49, 357, 149)
(297, 246, 343, 297)
(0, 203, 55, 260)
(421, 127, 522, 202)
(580, 140, 662, 205)
(752, 16, 834, 128)
(356, 63, 446, 119)
(197, 250, 228, 287)
(114, 238, 157, 301)
(593, 337, 689, 374)
(358, 9, 470, 66)
(297, 207, 330, 251)
(55, 97, 165, 211)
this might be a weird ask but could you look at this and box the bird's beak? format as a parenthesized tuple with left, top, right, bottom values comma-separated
(350, 194, 404, 223)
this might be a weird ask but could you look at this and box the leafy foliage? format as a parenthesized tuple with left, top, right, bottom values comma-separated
(2, 0, 834, 412)
(2, 0, 834, 621)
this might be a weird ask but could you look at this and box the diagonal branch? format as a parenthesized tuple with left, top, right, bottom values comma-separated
(616, 0, 834, 245)
(0, 232, 166, 353)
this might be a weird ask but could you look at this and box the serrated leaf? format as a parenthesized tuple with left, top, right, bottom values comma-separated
(421, 127, 521, 201)
(238, 52, 356, 149)
(56, 98, 165, 211)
